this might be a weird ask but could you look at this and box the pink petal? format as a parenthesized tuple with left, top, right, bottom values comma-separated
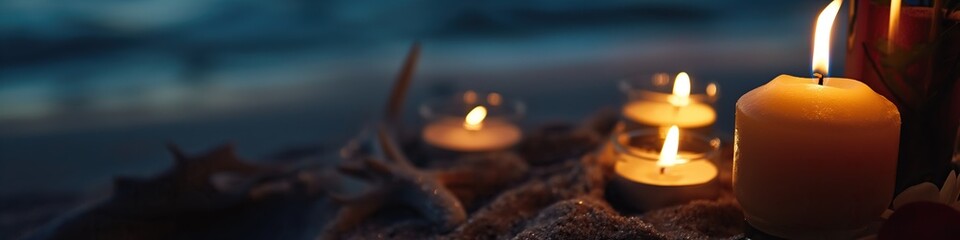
(942, 171, 960, 204)
(893, 182, 941, 209)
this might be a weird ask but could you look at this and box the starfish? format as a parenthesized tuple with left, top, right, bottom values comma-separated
(315, 126, 466, 239)
(313, 42, 472, 239)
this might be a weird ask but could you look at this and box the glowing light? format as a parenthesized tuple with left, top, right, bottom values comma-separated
(652, 73, 670, 86)
(811, 0, 842, 76)
(706, 83, 718, 98)
(463, 90, 478, 104)
(463, 106, 487, 131)
(888, 0, 901, 51)
(487, 92, 502, 106)
(658, 125, 687, 168)
(668, 72, 691, 107)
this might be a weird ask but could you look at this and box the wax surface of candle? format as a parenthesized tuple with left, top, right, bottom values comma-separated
(623, 101, 716, 128)
(735, 75, 900, 237)
(422, 117, 521, 152)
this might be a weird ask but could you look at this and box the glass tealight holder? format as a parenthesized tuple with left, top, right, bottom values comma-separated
(609, 128, 721, 211)
(618, 72, 719, 134)
(419, 90, 525, 154)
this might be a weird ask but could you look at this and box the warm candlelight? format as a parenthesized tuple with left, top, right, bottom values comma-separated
(888, 0, 901, 51)
(618, 126, 716, 185)
(667, 72, 691, 107)
(657, 126, 685, 170)
(622, 72, 716, 129)
(463, 106, 486, 131)
(612, 126, 720, 210)
(734, 0, 901, 238)
(463, 90, 478, 104)
(811, 0, 841, 77)
(706, 82, 718, 98)
(421, 94, 523, 152)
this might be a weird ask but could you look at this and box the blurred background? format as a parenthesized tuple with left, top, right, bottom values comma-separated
(0, 0, 847, 236)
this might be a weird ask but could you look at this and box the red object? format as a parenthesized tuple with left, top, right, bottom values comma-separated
(845, 0, 960, 194)
(878, 202, 960, 240)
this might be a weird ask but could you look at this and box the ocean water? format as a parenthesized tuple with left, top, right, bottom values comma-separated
(0, 0, 847, 195)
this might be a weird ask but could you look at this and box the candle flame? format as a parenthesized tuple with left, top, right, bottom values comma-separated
(811, 0, 842, 77)
(658, 125, 686, 168)
(888, 0, 901, 52)
(668, 72, 691, 107)
(463, 106, 487, 131)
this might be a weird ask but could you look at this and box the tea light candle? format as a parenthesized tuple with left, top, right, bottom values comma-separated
(422, 106, 522, 152)
(622, 72, 716, 128)
(734, 0, 901, 238)
(613, 126, 720, 210)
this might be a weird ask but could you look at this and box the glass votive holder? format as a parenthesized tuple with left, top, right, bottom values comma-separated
(618, 72, 719, 134)
(609, 128, 721, 211)
(419, 90, 525, 153)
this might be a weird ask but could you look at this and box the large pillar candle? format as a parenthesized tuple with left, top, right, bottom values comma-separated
(735, 75, 900, 238)
(734, 0, 901, 238)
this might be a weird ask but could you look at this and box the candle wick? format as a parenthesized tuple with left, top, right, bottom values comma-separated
(671, 106, 681, 122)
(814, 72, 824, 85)
(659, 167, 666, 175)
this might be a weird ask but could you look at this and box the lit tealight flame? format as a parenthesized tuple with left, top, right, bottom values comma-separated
(658, 125, 687, 172)
(463, 106, 487, 131)
(668, 72, 691, 107)
(811, 0, 842, 77)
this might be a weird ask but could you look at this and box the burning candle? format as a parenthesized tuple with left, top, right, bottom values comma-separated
(622, 72, 717, 129)
(612, 125, 720, 211)
(422, 105, 522, 152)
(734, 0, 901, 238)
